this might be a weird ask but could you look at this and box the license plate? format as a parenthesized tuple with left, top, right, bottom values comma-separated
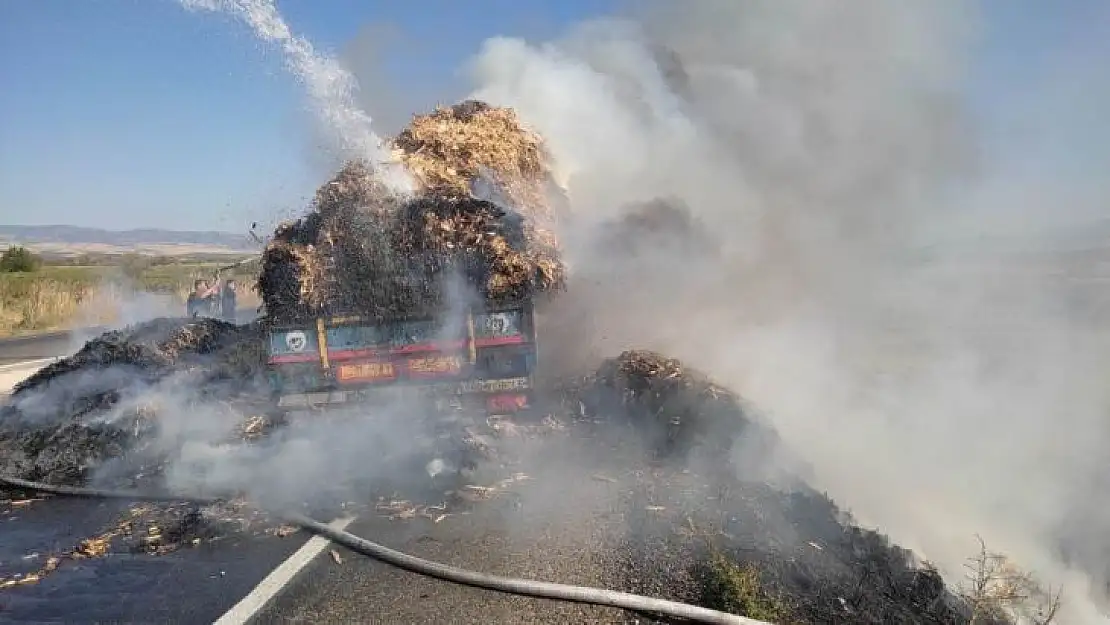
(337, 362, 396, 382)
(457, 377, 532, 393)
(407, 355, 463, 376)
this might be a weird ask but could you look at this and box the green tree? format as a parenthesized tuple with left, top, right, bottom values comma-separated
(0, 246, 41, 272)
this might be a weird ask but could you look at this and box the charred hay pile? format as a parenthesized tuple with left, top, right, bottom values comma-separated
(258, 100, 566, 321)
(0, 316, 282, 589)
(619, 476, 987, 624)
(567, 351, 1001, 624)
(0, 317, 266, 486)
(14, 318, 264, 398)
(567, 349, 778, 464)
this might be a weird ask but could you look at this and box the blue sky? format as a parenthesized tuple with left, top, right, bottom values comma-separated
(0, 0, 1106, 232)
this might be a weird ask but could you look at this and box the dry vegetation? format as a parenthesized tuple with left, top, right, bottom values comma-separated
(960, 536, 1062, 624)
(0, 260, 260, 338)
(692, 531, 1063, 624)
(0, 277, 93, 336)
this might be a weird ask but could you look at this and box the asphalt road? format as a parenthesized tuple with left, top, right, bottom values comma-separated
(0, 499, 313, 624)
(0, 330, 95, 366)
(0, 308, 311, 625)
(0, 361, 315, 624)
(0, 424, 638, 624)
(247, 430, 702, 625)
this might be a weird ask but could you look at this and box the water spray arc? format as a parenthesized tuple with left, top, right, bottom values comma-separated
(178, 0, 413, 193)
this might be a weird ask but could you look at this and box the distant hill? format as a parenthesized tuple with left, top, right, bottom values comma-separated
(0, 225, 257, 256)
(0, 225, 253, 249)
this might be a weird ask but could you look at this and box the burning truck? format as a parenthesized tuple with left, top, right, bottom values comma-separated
(253, 101, 568, 475)
(0, 100, 1015, 624)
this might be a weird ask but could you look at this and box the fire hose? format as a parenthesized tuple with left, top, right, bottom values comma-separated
(0, 475, 772, 625)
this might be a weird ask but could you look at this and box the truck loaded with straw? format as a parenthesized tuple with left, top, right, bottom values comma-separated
(258, 101, 567, 416)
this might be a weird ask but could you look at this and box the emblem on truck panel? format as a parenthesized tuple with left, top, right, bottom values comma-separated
(476, 311, 521, 337)
(285, 331, 308, 353)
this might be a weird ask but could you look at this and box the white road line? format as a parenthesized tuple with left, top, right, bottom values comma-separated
(0, 357, 58, 373)
(0, 358, 60, 395)
(213, 516, 357, 625)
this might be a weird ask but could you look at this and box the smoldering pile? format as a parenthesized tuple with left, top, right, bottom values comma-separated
(0, 317, 267, 487)
(0, 317, 293, 589)
(556, 351, 1007, 624)
(565, 350, 776, 464)
(14, 318, 265, 397)
(258, 100, 567, 322)
(613, 472, 988, 625)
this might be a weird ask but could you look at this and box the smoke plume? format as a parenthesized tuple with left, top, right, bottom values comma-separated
(157, 0, 1110, 620)
(463, 0, 1110, 621)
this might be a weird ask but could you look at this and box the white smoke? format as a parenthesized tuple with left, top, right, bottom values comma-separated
(465, 1, 1110, 622)
(164, 0, 1110, 619)
(179, 0, 413, 193)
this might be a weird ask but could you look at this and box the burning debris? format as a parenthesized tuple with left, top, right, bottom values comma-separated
(636, 475, 971, 624)
(566, 350, 785, 471)
(0, 318, 267, 488)
(13, 317, 266, 400)
(0, 498, 284, 590)
(375, 498, 452, 523)
(257, 100, 566, 322)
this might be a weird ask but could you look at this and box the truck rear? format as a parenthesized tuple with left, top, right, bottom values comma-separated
(265, 300, 538, 416)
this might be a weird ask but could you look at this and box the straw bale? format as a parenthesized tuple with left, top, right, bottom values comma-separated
(394, 196, 564, 300)
(311, 160, 396, 221)
(392, 100, 556, 222)
(256, 100, 567, 322)
(257, 240, 332, 321)
(392, 100, 565, 273)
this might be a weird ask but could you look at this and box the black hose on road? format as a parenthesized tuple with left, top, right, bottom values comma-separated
(0, 475, 224, 503)
(1, 475, 772, 625)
